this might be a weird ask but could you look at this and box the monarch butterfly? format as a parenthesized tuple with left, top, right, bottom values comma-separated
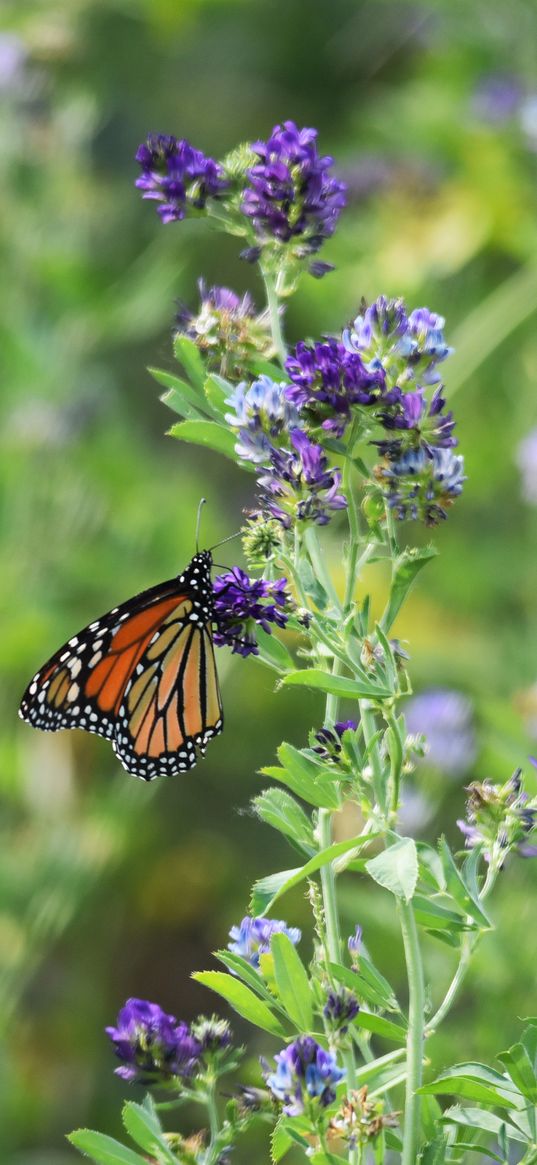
(18, 549, 223, 781)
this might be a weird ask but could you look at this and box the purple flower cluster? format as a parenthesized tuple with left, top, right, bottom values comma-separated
(213, 568, 291, 657)
(458, 769, 537, 865)
(226, 375, 299, 464)
(106, 998, 201, 1085)
(228, 916, 301, 968)
(375, 446, 466, 526)
(242, 121, 346, 255)
(347, 925, 362, 964)
(313, 720, 358, 763)
(135, 134, 228, 223)
(176, 282, 274, 375)
(259, 428, 347, 528)
(285, 339, 388, 436)
(344, 298, 452, 387)
(266, 1036, 345, 1115)
(323, 988, 360, 1034)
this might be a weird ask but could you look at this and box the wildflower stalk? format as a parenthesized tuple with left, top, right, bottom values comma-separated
(398, 897, 425, 1165)
(260, 266, 287, 367)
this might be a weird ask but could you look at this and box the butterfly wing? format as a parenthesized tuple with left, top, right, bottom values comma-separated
(19, 552, 223, 779)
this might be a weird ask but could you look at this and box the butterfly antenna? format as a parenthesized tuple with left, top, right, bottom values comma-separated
(209, 530, 241, 553)
(196, 497, 207, 553)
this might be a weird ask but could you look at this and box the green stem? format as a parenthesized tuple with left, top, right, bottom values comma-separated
(398, 898, 425, 1165)
(204, 1079, 220, 1165)
(260, 265, 287, 367)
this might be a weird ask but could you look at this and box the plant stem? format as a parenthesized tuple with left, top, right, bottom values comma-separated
(260, 265, 287, 367)
(204, 1079, 220, 1165)
(360, 701, 386, 816)
(398, 898, 425, 1165)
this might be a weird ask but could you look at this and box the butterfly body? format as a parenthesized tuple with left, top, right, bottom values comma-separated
(19, 551, 223, 780)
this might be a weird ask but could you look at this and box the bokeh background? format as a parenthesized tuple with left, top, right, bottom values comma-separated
(2, 0, 537, 1160)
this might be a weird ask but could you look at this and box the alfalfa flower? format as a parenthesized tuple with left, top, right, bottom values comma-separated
(265, 1036, 345, 1116)
(285, 338, 387, 436)
(375, 446, 465, 526)
(226, 375, 299, 465)
(242, 121, 346, 257)
(175, 281, 274, 376)
(323, 988, 360, 1035)
(457, 768, 537, 865)
(228, 916, 301, 967)
(344, 297, 452, 387)
(106, 998, 200, 1085)
(135, 133, 228, 223)
(213, 568, 291, 657)
(259, 428, 347, 527)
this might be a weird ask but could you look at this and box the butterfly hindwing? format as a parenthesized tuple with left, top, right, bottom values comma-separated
(19, 551, 223, 779)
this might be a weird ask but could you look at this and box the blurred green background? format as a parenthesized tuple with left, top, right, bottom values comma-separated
(2, 0, 537, 1160)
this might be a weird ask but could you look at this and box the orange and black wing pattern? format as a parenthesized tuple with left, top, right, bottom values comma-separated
(19, 550, 223, 780)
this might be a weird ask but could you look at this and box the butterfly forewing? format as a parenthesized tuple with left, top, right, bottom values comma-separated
(19, 551, 223, 779)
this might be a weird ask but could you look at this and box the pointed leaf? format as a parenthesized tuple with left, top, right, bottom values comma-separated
(168, 419, 239, 461)
(419, 1062, 524, 1109)
(271, 1118, 294, 1163)
(381, 545, 438, 632)
(254, 627, 295, 674)
(329, 957, 400, 1013)
(282, 668, 391, 700)
(439, 838, 492, 929)
(443, 1105, 527, 1144)
(497, 1042, 537, 1102)
(173, 335, 207, 387)
(365, 838, 418, 902)
(271, 932, 313, 1030)
(253, 789, 314, 853)
(68, 1131, 148, 1165)
(149, 367, 210, 419)
(353, 1010, 407, 1043)
(192, 971, 285, 1036)
(121, 1103, 175, 1162)
(204, 373, 231, 418)
(214, 949, 276, 1000)
(413, 896, 470, 933)
(251, 834, 380, 916)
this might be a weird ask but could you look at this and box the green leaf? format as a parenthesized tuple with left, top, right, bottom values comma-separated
(281, 668, 391, 700)
(412, 895, 470, 933)
(381, 545, 438, 632)
(68, 1131, 148, 1165)
(253, 789, 314, 853)
(168, 419, 239, 461)
(265, 741, 342, 810)
(271, 1118, 294, 1163)
(271, 932, 313, 1030)
(419, 1062, 524, 1109)
(497, 1042, 537, 1102)
(328, 959, 400, 1014)
(173, 335, 207, 387)
(439, 838, 492, 929)
(443, 1105, 527, 1144)
(121, 1103, 175, 1162)
(354, 1010, 407, 1043)
(192, 971, 285, 1036)
(350, 1047, 407, 1092)
(365, 838, 418, 902)
(149, 367, 210, 420)
(204, 373, 231, 418)
(250, 834, 380, 916)
(254, 627, 295, 674)
(214, 950, 278, 1002)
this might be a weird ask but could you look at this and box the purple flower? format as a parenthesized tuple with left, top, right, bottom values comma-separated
(285, 339, 387, 436)
(458, 769, 537, 866)
(105, 999, 200, 1085)
(226, 376, 299, 464)
(376, 385, 457, 457)
(175, 281, 274, 375)
(228, 916, 301, 968)
(265, 1036, 345, 1116)
(376, 446, 465, 526)
(135, 133, 228, 223)
(405, 688, 476, 778)
(242, 121, 346, 255)
(344, 297, 452, 387)
(190, 1015, 233, 1054)
(313, 720, 358, 763)
(516, 428, 537, 505)
(323, 988, 360, 1034)
(259, 428, 347, 527)
(213, 568, 291, 657)
(347, 925, 362, 963)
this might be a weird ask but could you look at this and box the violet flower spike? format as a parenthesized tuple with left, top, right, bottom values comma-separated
(213, 568, 291, 657)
